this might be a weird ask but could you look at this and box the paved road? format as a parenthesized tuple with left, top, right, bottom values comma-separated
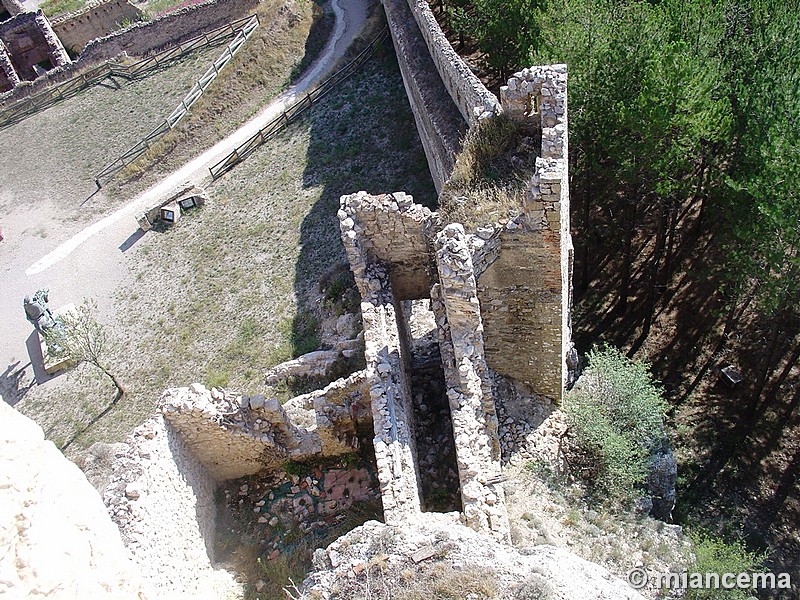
(0, 0, 370, 405)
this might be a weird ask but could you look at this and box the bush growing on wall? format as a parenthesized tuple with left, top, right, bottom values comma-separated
(564, 345, 668, 504)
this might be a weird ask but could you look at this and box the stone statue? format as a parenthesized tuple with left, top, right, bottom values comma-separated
(24, 289, 56, 334)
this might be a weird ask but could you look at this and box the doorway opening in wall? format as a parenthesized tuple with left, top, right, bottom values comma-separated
(34, 57, 54, 75)
(398, 299, 462, 513)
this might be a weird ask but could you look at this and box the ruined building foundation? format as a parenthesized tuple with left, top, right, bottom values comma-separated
(5, 0, 575, 593)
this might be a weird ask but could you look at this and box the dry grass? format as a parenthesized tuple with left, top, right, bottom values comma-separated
(439, 114, 537, 230)
(108, 0, 333, 197)
(0, 45, 221, 219)
(394, 563, 498, 600)
(16, 37, 434, 452)
(316, 560, 500, 600)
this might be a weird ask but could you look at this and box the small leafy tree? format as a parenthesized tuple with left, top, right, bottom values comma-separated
(46, 299, 125, 403)
(564, 345, 668, 504)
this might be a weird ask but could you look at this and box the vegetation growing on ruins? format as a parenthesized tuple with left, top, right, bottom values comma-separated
(435, 0, 799, 580)
(439, 113, 537, 227)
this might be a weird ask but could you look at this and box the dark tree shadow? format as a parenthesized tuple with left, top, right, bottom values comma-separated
(289, 26, 436, 358)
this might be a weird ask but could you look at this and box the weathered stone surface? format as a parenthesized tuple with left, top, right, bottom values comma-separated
(339, 191, 439, 301)
(264, 350, 345, 385)
(433, 223, 509, 541)
(0, 10, 70, 88)
(52, 0, 145, 54)
(302, 515, 647, 600)
(399, 0, 501, 125)
(0, 402, 147, 599)
(161, 373, 369, 482)
(478, 65, 573, 402)
(99, 415, 241, 599)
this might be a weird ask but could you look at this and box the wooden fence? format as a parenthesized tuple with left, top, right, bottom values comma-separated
(93, 14, 259, 185)
(208, 26, 390, 180)
(0, 14, 258, 129)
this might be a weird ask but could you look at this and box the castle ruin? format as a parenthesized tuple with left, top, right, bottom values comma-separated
(3, 0, 574, 594)
(0, 3, 71, 92)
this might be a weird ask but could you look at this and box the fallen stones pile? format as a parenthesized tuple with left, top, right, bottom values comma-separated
(409, 365, 461, 512)
(220, 456, 382, 562)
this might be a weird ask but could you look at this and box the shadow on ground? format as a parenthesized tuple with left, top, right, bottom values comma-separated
(0, 360, 35, 406)
(289, 29, 436, 357)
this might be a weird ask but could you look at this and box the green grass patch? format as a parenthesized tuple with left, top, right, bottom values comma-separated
(40, 0, 86, 17)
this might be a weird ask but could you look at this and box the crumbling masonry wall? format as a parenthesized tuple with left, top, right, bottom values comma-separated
(339, 192, 429, 523)
(78, 0, 257, 63)
(102, 413, 240, 599)
(0, 10, 70, 85)
(161, 376, 370, 481)
(339, 192, 510, 540)
(0, 0, 256, 103)
(476, 65, 572, 401)
(0, 0, 24, 20)
(433, 223, 510, 540)
(396, 0, 500, 125)
(0, 39, 19, 91)
(52, 0, 145, 55)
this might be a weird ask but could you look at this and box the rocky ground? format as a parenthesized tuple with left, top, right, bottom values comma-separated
(296, 513, 652, 600)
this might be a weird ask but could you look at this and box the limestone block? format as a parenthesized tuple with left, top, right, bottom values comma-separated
(0, 402, 147, 599)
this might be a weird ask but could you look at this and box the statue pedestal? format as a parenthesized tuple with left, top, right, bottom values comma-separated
(38, 303, 77, 375)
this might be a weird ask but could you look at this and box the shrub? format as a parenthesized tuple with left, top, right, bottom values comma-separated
(564, 345, 668, 504)
(687, 531, 767, 600)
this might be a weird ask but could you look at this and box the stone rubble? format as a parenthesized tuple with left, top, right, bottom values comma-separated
(219, 458, 381, 562)
(299, 514, 648, 600)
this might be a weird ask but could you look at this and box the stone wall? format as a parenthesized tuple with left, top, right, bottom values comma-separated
(433, 223, 509, 541)
(338, 191, 438, 300)
(52, 0, 145, 54)
(397, 0, 499, 125)
(477, 65, 573, 401)
(0, 0, 257, 102)
(161, 378, 369, 482)
(0, 10, 70, 83)
(102, 413, 240, 599)
(382, 0, 465, 192)
(79, 0, 258, 63)
(0, 39, 19, 91)
(340, 192, 426, 523)
(361, 263, 425, 524)
(0, 402, 147, 599)
(340, 191, 511, 538)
